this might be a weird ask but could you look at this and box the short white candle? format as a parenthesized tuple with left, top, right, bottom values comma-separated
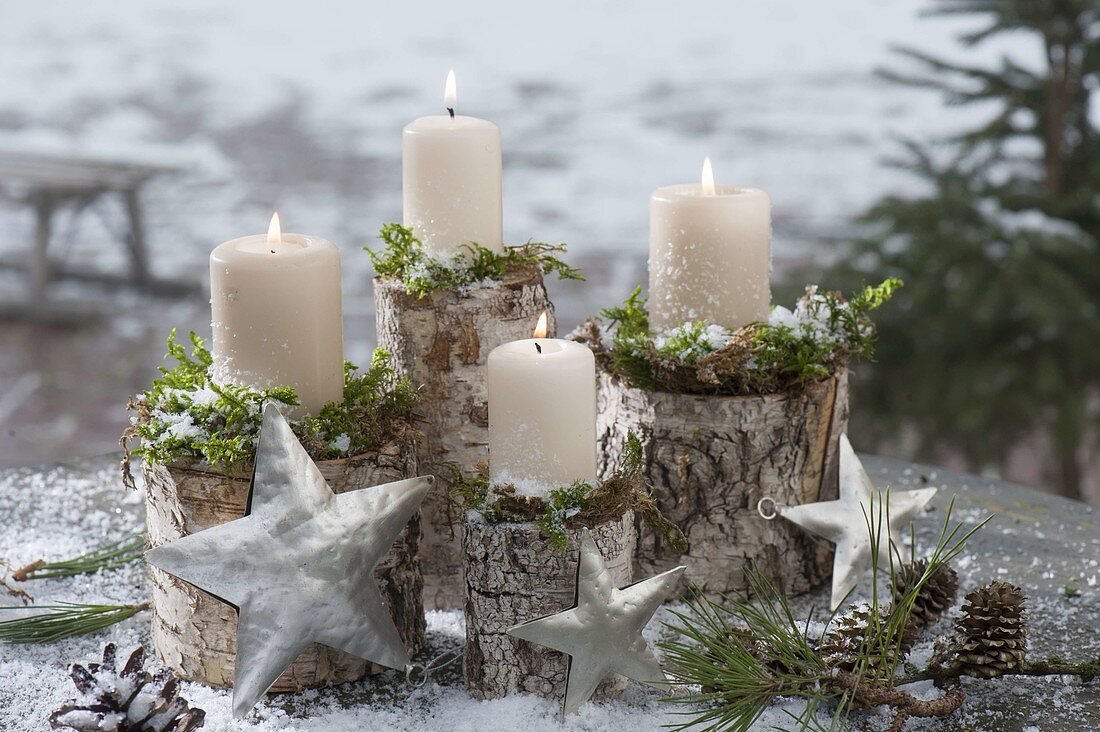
(487, 313, 597, 497)
(649, 157, 772, 332)
(210, 213, 344, 417)
(403, 69, 503, 257)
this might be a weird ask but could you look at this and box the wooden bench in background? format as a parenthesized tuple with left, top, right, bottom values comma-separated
(0, 149, 200, 321)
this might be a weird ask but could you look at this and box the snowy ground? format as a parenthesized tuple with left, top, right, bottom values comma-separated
(0, 455, 1096, 731)
(0, 0, 1037, 470)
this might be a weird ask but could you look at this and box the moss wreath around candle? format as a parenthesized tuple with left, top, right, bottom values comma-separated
(447, 434, 684, 552)
(121, 331, 426, 691)
(576, 278, 903, 599)
(122, 330, 419, 475)
(366, 223, 583, 298)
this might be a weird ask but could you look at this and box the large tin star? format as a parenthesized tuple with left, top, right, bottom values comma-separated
(146, 403, 432, 718)
(780, 434, 936, 610)
(507, 529, 684, 716)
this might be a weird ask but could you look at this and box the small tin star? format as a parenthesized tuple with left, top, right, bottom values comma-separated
(779, 434, 936, 610)
(507, 529, 684, 716)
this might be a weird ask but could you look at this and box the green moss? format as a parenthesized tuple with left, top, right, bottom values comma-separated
(448, 433, 682, 552)
(589, 279, 902, 394)
(125, 330, 416, 470)
(366, 223, 584, 298)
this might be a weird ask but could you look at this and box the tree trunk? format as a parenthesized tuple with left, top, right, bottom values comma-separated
(596, 370, 849, 598)
(462, 511, 634, 702)
(374, 270, 555, 609)
(142, 443, 425, 691)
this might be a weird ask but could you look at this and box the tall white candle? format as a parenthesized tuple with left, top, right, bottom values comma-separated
(210, 213, 344, 417)
(403, 69, 503, 257)
(488, 313, 597, 496)
(649, 157, 772, 332)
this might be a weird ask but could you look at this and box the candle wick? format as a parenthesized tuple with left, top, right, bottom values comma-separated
(447, 107, 455, 119)
(535, 342, 542, 354)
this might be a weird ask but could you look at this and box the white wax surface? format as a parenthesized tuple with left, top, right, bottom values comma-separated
(210, 233, 344, 417)
(649, 184, 772, 332)
(403, 114, 503, 257)
(487, 338, 597, 495)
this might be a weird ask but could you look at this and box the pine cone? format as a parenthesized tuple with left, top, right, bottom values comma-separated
(819, 604, 917, 679)
(950, 581, 1027, 678)
(890, 560, 959, 629)
(49, 644, 205, 732)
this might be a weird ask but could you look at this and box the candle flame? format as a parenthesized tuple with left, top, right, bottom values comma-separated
(266, 212, 282, 248)
(444, 69, 457, 108)
(701, 156, 716, 196)
(533, 311, 549, 339)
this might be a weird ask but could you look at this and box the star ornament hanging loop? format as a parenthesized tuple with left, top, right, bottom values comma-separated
(146, 403, 434, 719)
(506, 529, 686, 718)
(764, 434, 937, 611)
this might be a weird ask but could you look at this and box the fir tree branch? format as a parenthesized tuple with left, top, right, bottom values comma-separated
(10, 535, 145, 581)
(0, 602, 150, 644)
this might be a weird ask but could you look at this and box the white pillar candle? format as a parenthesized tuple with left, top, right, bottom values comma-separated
(649, 157, 772, 332)
(210, 213, 344, 417)
(488, 313, 597, 496)
(403, 69, 503, 257)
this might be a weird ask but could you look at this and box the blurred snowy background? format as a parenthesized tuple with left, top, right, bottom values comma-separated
(1, 1, 1096, 503)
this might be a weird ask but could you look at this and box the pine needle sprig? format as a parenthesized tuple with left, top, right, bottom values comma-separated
(660, 569, 835, 732)
(11, 535, 145, 582)
(0, 602, 150, 644)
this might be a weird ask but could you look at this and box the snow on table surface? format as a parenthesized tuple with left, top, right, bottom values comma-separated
(0, 455, 1096, 731)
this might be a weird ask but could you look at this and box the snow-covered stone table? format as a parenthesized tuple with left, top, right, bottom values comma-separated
(0, 455, 1096, 731)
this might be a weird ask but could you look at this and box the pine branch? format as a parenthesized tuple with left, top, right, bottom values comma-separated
(898, 655, 1100, 686)
(10, 535, 145, 581)
(0, 602, 150, 644)
(826, 671, 966, 731)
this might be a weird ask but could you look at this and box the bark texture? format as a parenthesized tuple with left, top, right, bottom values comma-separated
(142, 443, 425, 691)
(596, 370, 849, 598)
(375, 271, 555, 609)
(463, 512, 635, 702)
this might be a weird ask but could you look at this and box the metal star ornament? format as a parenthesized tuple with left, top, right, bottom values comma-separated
(776, 434, 936, 610)
(146, 403, 432, 718)
(506, 529, 685, 717)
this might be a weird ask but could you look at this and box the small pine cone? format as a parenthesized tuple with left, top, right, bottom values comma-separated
(950, 581, 1027, 678)
(819, 604, 917, 679)
(49, 644, 205, 732)
(891, 560, 959, 629)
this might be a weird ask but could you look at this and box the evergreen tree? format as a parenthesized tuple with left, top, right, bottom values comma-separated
(829, 1, 1100, 499)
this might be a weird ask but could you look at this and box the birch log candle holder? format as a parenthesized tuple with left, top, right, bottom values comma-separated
(451, 440, 681, 701)
(124, 334, 428, 692)
(142, 446, 425, 691)
(369, 224, 582, 609)
(596, 369, 848, 596)
(578, 279, 902, 598)
(462, 511, 635, 701)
